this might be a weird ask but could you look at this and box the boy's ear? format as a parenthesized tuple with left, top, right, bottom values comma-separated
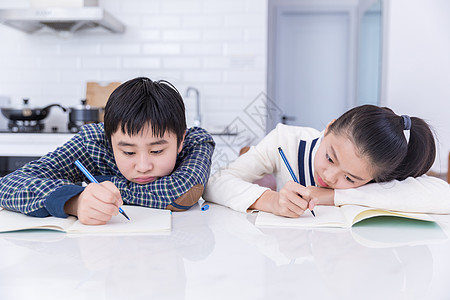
(324, 119, 336, 134)
(177, 131, 186, 153)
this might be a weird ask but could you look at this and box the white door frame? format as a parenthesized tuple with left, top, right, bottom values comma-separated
(267, 0, 358, 132)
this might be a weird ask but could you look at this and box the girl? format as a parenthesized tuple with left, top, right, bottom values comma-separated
(204, 105, 450, 217)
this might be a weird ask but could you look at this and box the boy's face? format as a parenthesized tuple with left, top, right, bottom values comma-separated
(313, 131, 374, 189)
(111, 124, 184, 184)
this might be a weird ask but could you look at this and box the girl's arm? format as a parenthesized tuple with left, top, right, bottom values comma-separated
(203, 128, 281, 213)
(204, 124, 322, 214)
(201, 144, 274, 213)
(334, 175, 450, 213)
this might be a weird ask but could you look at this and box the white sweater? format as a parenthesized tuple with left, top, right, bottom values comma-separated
(204, 123, 450, 214)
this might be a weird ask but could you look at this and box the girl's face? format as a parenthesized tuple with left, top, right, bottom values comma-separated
(111, 124, 184, 184)
(314, 131, 374, 189)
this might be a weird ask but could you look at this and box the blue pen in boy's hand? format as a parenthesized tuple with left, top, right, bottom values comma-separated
(278, 147, 316, 217)
(74, 159, 130, 221)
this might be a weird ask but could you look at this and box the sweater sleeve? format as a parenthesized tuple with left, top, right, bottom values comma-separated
(108, 127, 215, 210)
(204, 126, 281, 213)
(0, 133, 89, 217)
(334, 175, 450, 213)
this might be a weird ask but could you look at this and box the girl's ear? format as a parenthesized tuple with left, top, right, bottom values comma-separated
(177, 131, 186, 154)
(324, 119, 336, 134)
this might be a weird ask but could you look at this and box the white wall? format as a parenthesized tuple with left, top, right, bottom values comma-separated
(0, 0, 448, 173)
(0, 0, 268, 132)
(384, 0, 450, 173)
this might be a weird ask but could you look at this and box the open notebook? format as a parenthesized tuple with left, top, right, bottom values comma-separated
(0, 205, 171, 234)
(255, 205, 435, 228)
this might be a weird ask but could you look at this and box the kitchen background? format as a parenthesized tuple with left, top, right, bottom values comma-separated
(0, 0, 449, 175)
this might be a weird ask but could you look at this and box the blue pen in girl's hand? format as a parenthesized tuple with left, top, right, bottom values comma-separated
(278, 147, 316, 217)
(74, 159, 130, 221)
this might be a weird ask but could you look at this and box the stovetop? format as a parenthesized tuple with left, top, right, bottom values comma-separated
(0, 123, 76, 134)
(1, 119, 82, 134)
(0, 130, 75, 134)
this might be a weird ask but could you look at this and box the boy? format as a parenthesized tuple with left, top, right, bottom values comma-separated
(0, 77, 215, 225)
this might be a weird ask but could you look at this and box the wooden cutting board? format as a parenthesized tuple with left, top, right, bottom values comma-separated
(86, 82, 121, 121)
(86, 82, 121, 108)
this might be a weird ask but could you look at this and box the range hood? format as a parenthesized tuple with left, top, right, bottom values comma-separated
(0, 2, 125, 34)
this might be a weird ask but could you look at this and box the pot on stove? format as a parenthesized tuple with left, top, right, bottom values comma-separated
(68, 99, 102, 132)
(1, 98, 67, 122)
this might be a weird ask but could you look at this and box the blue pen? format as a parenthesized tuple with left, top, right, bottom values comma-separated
(74, 159, 130, 220)
(278, 147, 316, 217)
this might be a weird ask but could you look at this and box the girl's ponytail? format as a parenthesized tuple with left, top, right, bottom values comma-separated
(394, 116, 436, 180)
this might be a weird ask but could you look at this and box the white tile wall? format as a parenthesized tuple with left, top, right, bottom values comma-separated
(0, 0, 268, 135)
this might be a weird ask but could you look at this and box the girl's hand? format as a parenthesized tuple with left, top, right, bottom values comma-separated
(305, 186, 335, 209)
(64, 181, 123, 225)
(251, 181, 314, 218)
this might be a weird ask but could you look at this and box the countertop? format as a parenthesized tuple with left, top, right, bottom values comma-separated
(0, 132, 75, 157)
(1, 203, 450, 300)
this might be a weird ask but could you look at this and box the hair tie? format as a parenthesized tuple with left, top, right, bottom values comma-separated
(401, 115, 411, 130)
(401, 115, 411, 144)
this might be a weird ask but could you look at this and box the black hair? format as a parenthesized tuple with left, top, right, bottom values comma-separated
(327, 105, 436, 182)
(104, 77, 186, 146)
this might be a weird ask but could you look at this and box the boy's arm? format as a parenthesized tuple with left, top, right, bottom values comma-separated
(0, 134, 89, 217)
(109, 128, 215, 210)
(334, 175, 450, 213)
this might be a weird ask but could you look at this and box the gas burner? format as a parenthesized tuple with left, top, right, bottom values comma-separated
(8, 120, 45, 133)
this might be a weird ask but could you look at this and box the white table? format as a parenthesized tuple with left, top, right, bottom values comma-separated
(1, 203, 450, 300)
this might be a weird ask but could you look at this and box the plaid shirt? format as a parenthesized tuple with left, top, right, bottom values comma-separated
(0, 123, 215, 218)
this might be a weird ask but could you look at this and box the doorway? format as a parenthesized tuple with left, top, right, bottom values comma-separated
(267, 2, 357, 131)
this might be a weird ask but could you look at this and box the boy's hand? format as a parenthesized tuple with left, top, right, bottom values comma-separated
(64, 181, 123, 225)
